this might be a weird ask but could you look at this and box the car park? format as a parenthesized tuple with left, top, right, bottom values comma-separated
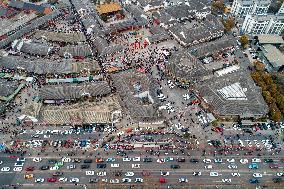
(161, 172, 169, 176)
(210, 172, 218, 177)
(35, 178, 44, 183)
(171, 165, 180, 169)
(88, 178, 98, 183)
(135, 178, 143, 183)
(111, 163, 120, 168)
(97, 164, 106, 169)
(122, 178, 131, 183)
(249, 163, 258, 169)
(231, 173, 241, 177)
(97, 172, 106, 176)
(222, 179, 231, 183)
(253, 173, 262, 178)
(193, 172, 202, 176)
(70, 178, 79, 183)
(125, 172, 134, 177)
(249, 178, 259, 184)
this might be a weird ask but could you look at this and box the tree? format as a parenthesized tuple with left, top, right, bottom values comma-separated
(222, 17, 235, 32)
(239, 35, 249, 49)
(253, 60, 265, 71)
(271, 110, 283, 122)
(212, 0, 225, 13)
(211, 120, 218, 127)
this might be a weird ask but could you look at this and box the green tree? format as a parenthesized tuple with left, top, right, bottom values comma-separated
(239, 35, 249, 49)
(211, 120, 218, 127)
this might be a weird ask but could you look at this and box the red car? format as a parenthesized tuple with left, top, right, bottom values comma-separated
(25, 167, 35, 171)
(9, 156, 18, 159)
(142, 171, 150, 176)
(47, 178, 57, 182)
(95, 158, 104, 163)
(159, 178, 167, 183)
(280, 158, 284, 163)
(269, 163, 279, 169)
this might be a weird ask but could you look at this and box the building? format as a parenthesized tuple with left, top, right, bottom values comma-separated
(231, 0, 271, 17)
(257, 34, 284, 45)
(168, 14, 224, 47)
(196, 70, 268, 119)
(242, 14, 284, 34)
(166, 51, 209, 86)
(9, 0, 52, 14)
(278, 3, 284, 14)
(261, 44, 284, 71)
(111, 70, 160, 121)
(40, 96, 122, 125)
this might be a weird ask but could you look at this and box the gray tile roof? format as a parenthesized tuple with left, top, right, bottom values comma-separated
(0, 10, 62, 48)
(0, 55, 98, 74)
(196, 71, 268, 117)
(58, 44, 93, 57)
(19, 42, 55, 56)
(39, 81, 111, 100)
(33, 30, 86, 43)
(0, 79, 19, 97)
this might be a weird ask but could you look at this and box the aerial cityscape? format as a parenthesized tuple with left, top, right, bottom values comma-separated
(0, 0, 284, 188)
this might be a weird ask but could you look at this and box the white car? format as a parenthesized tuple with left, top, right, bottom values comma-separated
(253, 173, 262, 178)
(133, 157, 141, 162)
(62, 157, 71, 162)
(276, 173, 283, 177)
(157, 159, 165, 163)
(58, 177, 67, 182)
(0, 161, 2, 165)
(67, 165, 76, 169)
(35, 178, 44, 183)
(33, 158, 42, 162)
(252, 158, 261, 163)
(240, 159, 248, 164)
(17, 158, 26, 162)
(110, 179, 119, 183)
(222, 178, 232, 183)
(203, 159, 211, 163)
(111, 164, 120, 168)
(123, 157, 131, 162)
(193, 172, 202, 176)
(122, 178, 131, 183)
(50, 166, 59, 170)
(231, 173, 240, 177)
(70, 178, 79, 183)
(161, 172, 170, 176)
(125, 172, 134, 177)
(210, 172, 219, 177)
(13, 167, 22, 172)
(228, 164, 238, 169)
(1, 167, 10, 172)
(86, 171, 95, 176)
(183, 94, 190, 100)
(97, 172, 106, 177)
(205, 165, 213, 169)
(135, 178, 143, 183)
(14, 162, 24, 167)
(227, 159, 235, 163)
(132, 164, 140, 168)
(178, 178, 188, 183)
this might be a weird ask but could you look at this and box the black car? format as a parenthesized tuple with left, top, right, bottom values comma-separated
(273, 178, 282, 183)
(177, 158, 186, 162)
(84, 159, 93, 163)
(143, 158, 152, 163)
(81, 164, 90, 169)
(40, 165, 49, 170)
(89, 178, 98, 183)
(170, 165, 180, 169)
(97, 164, 106, 169)
(48, 159, 57, 164)
(114, 171, 122, 177)
(190, 159, 199, 163)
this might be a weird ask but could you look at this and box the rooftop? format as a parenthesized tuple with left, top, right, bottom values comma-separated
(257, 34, 284, 44)
(96, 2, 122, 15)
(262, 44, 284, 68)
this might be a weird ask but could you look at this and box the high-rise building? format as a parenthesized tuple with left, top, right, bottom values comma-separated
(231, 0, 271, 17)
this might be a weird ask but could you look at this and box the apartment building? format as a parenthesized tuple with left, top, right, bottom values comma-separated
(242, 14, 284, 34)
(231, 0, 271, 17)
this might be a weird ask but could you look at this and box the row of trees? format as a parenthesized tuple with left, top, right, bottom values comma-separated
(251, 70, 284, 121)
